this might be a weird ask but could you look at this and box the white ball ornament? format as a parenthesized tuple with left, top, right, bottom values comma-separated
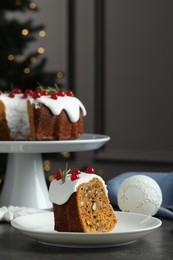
(117, 175, 162, 216)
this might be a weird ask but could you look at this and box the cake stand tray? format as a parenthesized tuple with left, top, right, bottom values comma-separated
(0, 134, 110, 209)
(0, 134, 110, 153)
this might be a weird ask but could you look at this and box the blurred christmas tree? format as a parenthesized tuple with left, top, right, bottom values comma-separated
(0, 0, 59, 92)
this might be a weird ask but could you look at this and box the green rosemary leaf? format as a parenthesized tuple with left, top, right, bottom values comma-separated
(59, 163, 71, 183)
(36, 83, 60, 94)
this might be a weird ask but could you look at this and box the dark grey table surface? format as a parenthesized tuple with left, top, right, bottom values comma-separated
(0, 218, 173, 260)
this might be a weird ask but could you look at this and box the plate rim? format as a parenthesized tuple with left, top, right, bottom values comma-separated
(11, 211, 162, 235)
(11, 211, 162, 248)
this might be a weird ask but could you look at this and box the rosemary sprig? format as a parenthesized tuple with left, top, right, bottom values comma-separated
(59, 163, 71, 183)
(36, 83, 60, 94)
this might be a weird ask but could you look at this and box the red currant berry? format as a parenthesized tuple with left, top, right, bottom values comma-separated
(57, 90, 65, 96)
(22, 93, 28, 99)
(8, 92, 15, 98)
(85, 167, 95, 174)
(66, 90, 74, 97)
(51, 93, 58, 100)
(71, 173, 79, 181)
(25, 89, 33, 96)
(13, 88, 21, 94)
(32, 91, 41, 99)
(54, 171, 61, 181)
(72, 169, 81, 175)
(41, 90, 48, 96)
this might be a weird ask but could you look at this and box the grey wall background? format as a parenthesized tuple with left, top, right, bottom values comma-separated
(32, 0, 68, 84)
(104, 0, 173, 163)
(74, 0, 173, 181)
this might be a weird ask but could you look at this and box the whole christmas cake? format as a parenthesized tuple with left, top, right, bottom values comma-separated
(49, 166, 118, 232)
(0, 87, 86, 141)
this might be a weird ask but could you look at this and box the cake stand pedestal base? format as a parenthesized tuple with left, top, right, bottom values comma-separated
(0, 153, 52, 209)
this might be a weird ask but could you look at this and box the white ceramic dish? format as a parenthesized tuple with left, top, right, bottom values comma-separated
(11, 211, 162, 248)
(0, 133, 110, 153)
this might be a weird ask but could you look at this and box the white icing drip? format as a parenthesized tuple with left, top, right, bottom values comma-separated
(29, 96, 87, 123)
(0, 93, 30, 140)
(49, 172, 108, 205)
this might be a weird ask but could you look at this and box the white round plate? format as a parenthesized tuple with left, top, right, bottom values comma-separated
(11, 211, 162, 248)
(0, 133, 110, 153)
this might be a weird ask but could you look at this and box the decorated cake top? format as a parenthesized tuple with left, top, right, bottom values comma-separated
(29, 93, 87, 123)
(49, 166, 107, 205)
(0, 86, 87, 138)
(29, 85, 87, 122)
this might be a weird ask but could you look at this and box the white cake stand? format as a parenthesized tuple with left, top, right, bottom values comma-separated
(0, 134, 110, 209)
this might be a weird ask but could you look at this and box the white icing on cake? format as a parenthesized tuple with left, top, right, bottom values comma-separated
(49, 172, 108, 205)
(29, 96, 87, 123)
(0, 93, 30, 140)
